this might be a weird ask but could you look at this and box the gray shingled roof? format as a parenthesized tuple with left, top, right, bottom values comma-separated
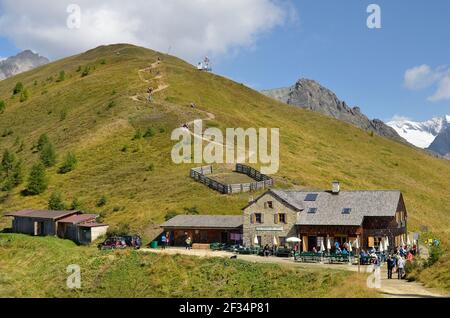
(161, 215, 243, 229)
(271, 190, 401, 226)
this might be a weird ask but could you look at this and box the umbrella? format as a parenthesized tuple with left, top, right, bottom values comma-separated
(273, 236, 278, 246)
(326, 237, 331, 251)
(379, 240, 384, 253)
(348, 241, 353, 253)
(401, 236, 405, 247)
(385, 236, 389, 247)
(286, 237, 301, 243)
(355, 238, 360, 250)
(253, 235, 259, 245)
(407, 235, 411, 246)
(320, 241, 325, 253)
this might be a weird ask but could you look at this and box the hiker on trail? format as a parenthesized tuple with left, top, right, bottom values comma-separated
(185, 236, 192, 250)
(147, 87, 153, 94)
(161, 234, 167, 250)
(387, 255, 396, 279)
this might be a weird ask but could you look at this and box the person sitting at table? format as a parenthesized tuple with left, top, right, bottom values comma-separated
(341, 248, 349, 255)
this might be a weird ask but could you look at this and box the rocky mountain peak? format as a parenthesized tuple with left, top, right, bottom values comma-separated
(261, 79, 405, 143)
(0, 50, 49, 80)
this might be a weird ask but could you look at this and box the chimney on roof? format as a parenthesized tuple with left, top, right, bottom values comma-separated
(332, 181, 340, 194)
(248, 196, 254, 203)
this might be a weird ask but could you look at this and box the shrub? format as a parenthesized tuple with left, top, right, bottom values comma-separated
(40, 142, 57, 167)
(37, 133, 49, 151)
(165, 210, 178, 221)
(97, 195, 108, 207)
(100, 59, 106, 65)
(108, 223, 130, 236)
(0, 100, 5, 113)
(107, 101, 116, 109)
(426, 245, 443, 267)
(143, 128, 155, 138)
(76, 66, 82, 72)
(183, 206, 200, 215)
(26, 163, 48, 195)
(81, 66, 90, 77)
(1, 149, 15, 175)
(1, 128, 13, 137)
(57, 70, 65, 82)
(133, 129, 142, 140)
(147, 163, 154, 172)
(19, 89, 29, 102)
(48, 192, 66, 210)
(59, 152, 77, 174)
(70, 198, 82, 210)
(12, 82, 24, 95)
(121, 145, 128, 152)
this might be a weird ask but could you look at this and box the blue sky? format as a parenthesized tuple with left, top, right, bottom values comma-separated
(0, 0, 449, 122)
(216, 0, 450, 122)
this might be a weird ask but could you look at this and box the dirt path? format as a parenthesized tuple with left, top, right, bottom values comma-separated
(139, 247, 446, 298)
(130, 60, 170, 102)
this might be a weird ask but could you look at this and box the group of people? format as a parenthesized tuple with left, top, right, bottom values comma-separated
(160, 232, 170, 249)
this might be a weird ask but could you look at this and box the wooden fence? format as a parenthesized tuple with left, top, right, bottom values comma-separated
(190, 164, 273, 195)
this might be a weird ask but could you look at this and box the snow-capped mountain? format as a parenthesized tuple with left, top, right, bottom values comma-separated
(387, 116, 449, 149)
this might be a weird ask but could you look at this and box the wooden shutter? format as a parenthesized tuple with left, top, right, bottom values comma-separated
(260, 213, 264, 224)
(250, 213, 254, 224)
(368, 236, 375, 247)
(274, 213, 279, 224)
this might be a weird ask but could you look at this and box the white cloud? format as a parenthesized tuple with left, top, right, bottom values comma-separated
(0, 0, 293, 62)
(404, 64, 450, 102)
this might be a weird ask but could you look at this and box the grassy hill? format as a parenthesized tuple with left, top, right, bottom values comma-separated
(0, 44, 449, 292)
(0, 233, 378, 298)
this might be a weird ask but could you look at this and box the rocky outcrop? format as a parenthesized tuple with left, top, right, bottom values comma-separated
(428, 121, 450, 158)
(262, 79, 405, 142)
(0, 50, 49, 80)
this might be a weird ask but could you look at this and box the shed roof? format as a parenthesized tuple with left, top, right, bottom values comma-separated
(4, 210, 80, 220)
(161, 215, 243, 229)
(58, 214, 98, 224)
(77, 223, 108, 228)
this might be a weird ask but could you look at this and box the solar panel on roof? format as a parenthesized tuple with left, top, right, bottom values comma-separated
(305, 193, 318, 201)
(308, 208, 317, 214)
(342, 208, 352, 214)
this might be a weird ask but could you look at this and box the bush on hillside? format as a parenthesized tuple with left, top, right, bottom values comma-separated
(26, 163, 48, 195)
(19, 89, 29, 102)
(12, 82, 24, 95)
(70, 198, 82, 210)
(59, 152, 77, 174)
(57, 70, 65, 82)
(0, 100, 5, 113)
(143, 128, 155, 138)
(97, 195, 108, 207)
(37, 133, 49, 151)
(40, 142, 57, 167)
(48, 192, 66, 210)
(2, 160, 23, 192)
(81, 66, 90, 77)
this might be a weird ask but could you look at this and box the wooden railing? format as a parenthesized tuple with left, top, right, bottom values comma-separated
(190, 164, 274, 195)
